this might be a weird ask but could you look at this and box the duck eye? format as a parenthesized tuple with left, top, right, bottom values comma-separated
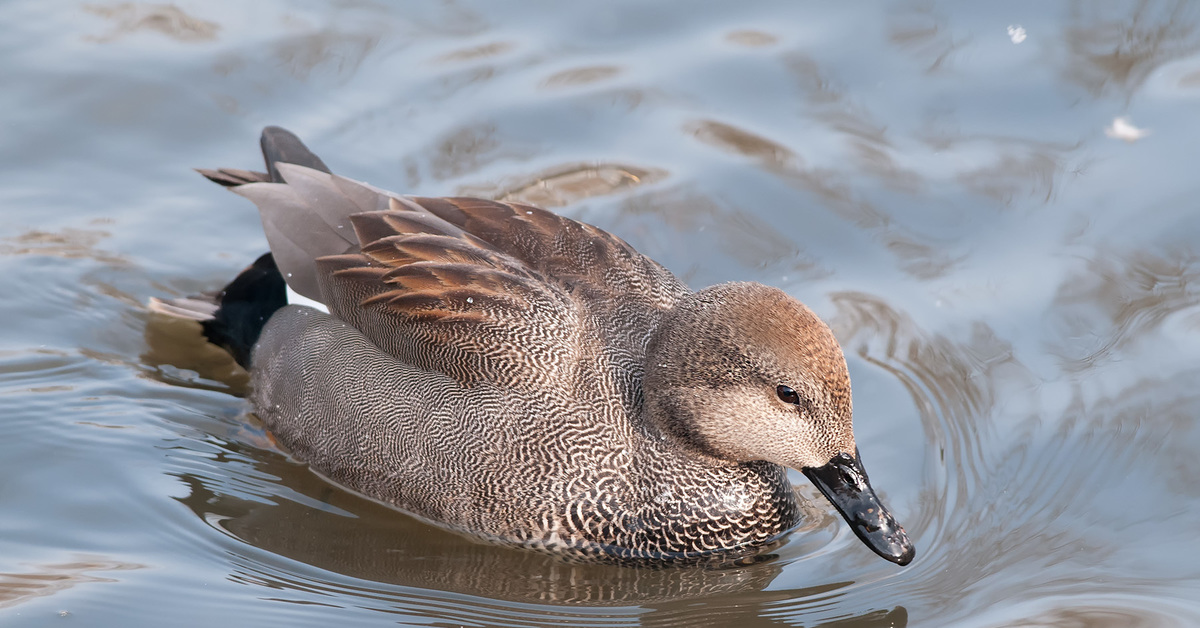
(776, 385, 800, 405)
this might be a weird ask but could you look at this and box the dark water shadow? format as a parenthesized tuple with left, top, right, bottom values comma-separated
(167, 434, 908, 625)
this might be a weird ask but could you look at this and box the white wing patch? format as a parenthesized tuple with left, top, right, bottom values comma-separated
(286, 284, 329, 313)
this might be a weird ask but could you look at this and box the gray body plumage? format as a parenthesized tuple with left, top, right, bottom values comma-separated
(187, 127, 915, 566)
(221, 162, 801, 561)
(255, 306, 798, 560)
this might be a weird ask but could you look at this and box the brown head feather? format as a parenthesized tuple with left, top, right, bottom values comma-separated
(644, 282, 855, 469)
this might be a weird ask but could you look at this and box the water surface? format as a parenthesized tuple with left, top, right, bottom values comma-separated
(3, 1, 1200, 626)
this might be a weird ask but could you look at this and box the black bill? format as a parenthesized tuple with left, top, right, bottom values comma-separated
(802, 449, 915, 566)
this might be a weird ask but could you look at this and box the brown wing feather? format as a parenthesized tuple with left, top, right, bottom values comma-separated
(313, 210, 582, 389)
(313, 193, 687, 389)
(409, 196, 689, 314)
(209, 159, 687, 388)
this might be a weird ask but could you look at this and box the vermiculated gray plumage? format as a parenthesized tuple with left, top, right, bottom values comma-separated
(254, 305, 799, 561)
(179, 127, 914, 565)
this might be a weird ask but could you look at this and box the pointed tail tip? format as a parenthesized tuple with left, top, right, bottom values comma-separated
(259, 126, 331, 182)
(261, 125, 301, 144)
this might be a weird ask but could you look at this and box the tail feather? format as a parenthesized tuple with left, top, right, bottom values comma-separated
(260, 125, 331, 182)
(147, 295, 219, 321)
(156, 127, 333, 368)
(211, 127, 364, 302)
(196, 167, 270, 188)
(151, 253, 286, 368)
(159, 128, 348, 372)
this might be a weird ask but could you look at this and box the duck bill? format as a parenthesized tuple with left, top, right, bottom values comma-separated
(802, 449, 915, 566)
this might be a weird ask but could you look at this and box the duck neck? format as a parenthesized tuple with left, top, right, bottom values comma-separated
(641, 292, 733, 464)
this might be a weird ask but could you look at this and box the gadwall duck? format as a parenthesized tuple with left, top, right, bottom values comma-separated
(159, 127, 914, 565)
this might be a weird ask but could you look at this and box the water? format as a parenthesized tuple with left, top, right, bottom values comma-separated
(3, 1, 1200, 625)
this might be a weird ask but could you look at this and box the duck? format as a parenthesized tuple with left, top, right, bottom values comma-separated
(157, 126, 914, 565)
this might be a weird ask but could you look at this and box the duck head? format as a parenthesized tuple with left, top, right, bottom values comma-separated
(644, 282, 914, 565)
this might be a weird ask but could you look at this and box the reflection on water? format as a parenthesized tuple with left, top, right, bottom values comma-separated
(1063, 0, 1200, 99)
(689, 119, 800, 168)
(0, 559, 142, 610)
(1180, 68, 1200, 86)
(5, 0, 1200, 625)
(832, 288, 1200, 624)
(1008, 605, 1180, 628)
(174, 445, 788, 604)
(461, 162, 667, 207)
(956, 147, 1075, 205)
(141, 310, 249, 393)
(614, 187, 828, 284)
(686, 114, 883, 231)
(84, 3, 219, 43)
(887, 4, 970, 74)
(726, 30, 778, 48)
(435, 40, 515, 64)
(1, 227, 127, 267)
(271, 28, 382, 82)
(831, 292, 1015, 529)
(542, 65, 623, 88)
(426, 124, 531, 181)
(687, 114, 968, 280)
(1050, 245, 1200, 372)
(914, 112, 1086, 208)
(166, 420, 910, 626)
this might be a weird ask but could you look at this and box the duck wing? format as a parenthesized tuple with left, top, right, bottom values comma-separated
(204, 128, 688, 388)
